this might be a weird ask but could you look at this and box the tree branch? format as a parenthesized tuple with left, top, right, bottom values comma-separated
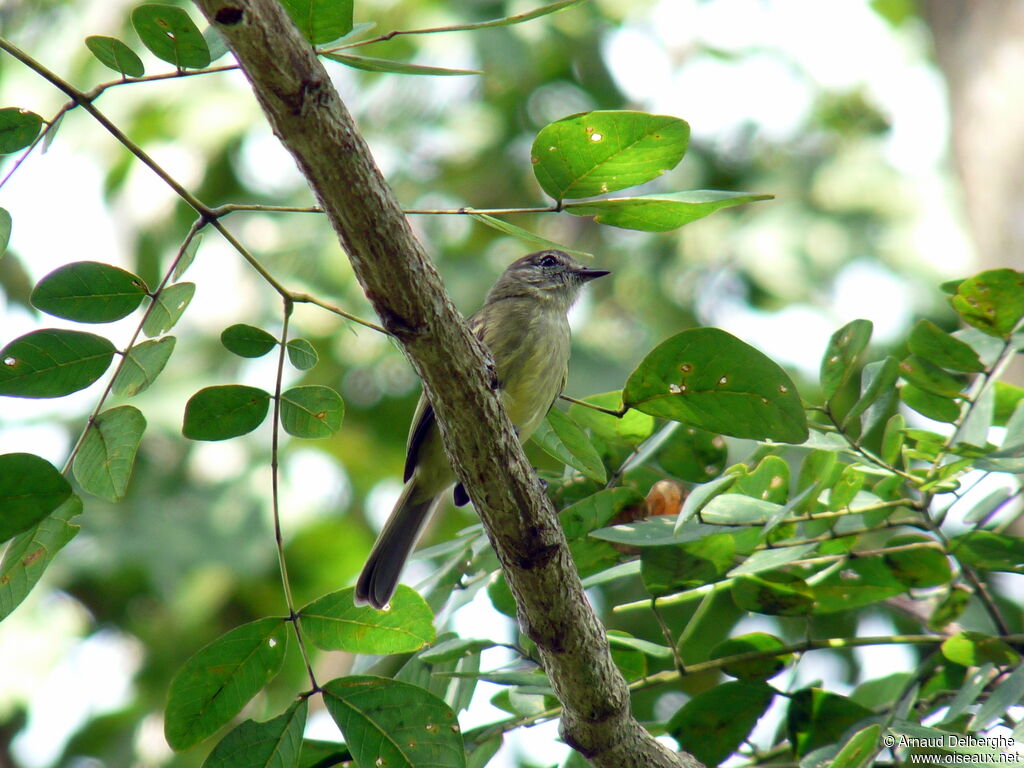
(191, 1, 697, 765)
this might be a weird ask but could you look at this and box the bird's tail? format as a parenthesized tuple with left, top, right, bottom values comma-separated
(354, 482, 438, 609)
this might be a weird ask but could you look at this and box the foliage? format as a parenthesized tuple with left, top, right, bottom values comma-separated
(1, 1, 1023, 768)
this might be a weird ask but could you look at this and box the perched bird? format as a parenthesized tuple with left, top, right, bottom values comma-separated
(354, 250, 610, 609)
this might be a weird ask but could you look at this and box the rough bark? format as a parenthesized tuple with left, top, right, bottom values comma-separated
(192, 1, 700, 765)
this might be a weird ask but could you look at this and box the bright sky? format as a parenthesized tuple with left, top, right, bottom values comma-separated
(0, 0, 996, 766)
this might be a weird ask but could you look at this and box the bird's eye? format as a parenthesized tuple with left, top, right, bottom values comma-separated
(539, 255, 558, 268)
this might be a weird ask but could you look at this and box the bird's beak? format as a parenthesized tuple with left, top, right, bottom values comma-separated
(575, 267, 611, 281)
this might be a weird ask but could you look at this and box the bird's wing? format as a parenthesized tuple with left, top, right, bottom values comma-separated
(404, 309, 490, 482)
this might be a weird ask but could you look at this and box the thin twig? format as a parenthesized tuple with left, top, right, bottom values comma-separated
(270, 298, 320, 691)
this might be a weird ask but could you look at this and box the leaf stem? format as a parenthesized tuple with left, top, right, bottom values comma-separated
(270, 298, 319, 691)
(559, 394, 625, 417)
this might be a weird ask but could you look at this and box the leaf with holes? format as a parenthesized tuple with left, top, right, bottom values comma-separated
(201, 699, 306, 768)
(112, 337, 176, 397)
(0, 108, 43, 154)
(565, 191, 772, 232)
(323, 676, 465, 768)
(221, 324, 278, 358)
(0, 494, 81, 621)
(949, 268, 1024, 339)
(623, 328, 807, 443)
(182, 385, 271, 441)
(143, 282, 195, 337)
(532, 408, 606, 483)
(85, 36, 145, 77)
(531, 111, 689, 201)
(300, 586, 435, 654)
(280, 385, 344, 439)
(281, 0, 353, 44)
(164, 617, 288, 751)
(0, 453, 72, 544)
(820, 319, 872, 401)
(73, 406, 146, 502)
(31, 260, 148, 323)
(131, 4, 211, 69)
(0, 329, 116, 398)
(286, 338, 318, 370)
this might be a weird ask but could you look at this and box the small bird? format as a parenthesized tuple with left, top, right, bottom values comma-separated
(354, 250, 610, 609)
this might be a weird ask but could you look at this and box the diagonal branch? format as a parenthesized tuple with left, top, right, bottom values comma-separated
(191, 1, 697, 765)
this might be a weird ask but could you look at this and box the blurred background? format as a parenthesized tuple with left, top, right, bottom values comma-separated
(2, 0, 1022, 765)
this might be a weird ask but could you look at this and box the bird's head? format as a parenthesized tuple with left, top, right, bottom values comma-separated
(487, 250, 610, 309)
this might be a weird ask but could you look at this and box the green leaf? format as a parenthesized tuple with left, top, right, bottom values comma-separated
(468, 213, 592, 259)
(165, 617, 288, 751)
(419, 638, 497, 664)
(940, 632, 1020, 667)
(323, 676, 465, 768)
(641, 534, 734, 595)
(31, 260, 148, 323)
(929, 585, 970, 631)
(949, 268, 1024, 338)
(300, 586, 435, 654)
(950, 530, 1024, 573)
(728, 543, 818, 577)
(731, 455, 790, 504)
(281, 0, 353, 45)
(828, 465, 865, 510)
(994, 381, 1024, 427)
(298, 739, 352, 768)
(0, 494, 81, 621)
(787, 689, 874, 756)
(969, 663, 1024, 731)
(900, 384, 960, 423)
(813, 557, 903, 613)
(605, 633, 674, 660)
(731, 571, 814, 616)
(421, 0, 587, 33)
(882, 535, 950, 588)
(73, 406, 146, 502)
(709, 632, 793, 681)
(221, 324, 278, 358)
(897, 355, 965, 397)
(559, 487, 643, 539)
(324, 52, 481, 76)
(830, 724, 880, 768)
(842, 356, 900, 432)
(820, 319, 872, 401)
(700, 493, 779, 524)
(656, 425, 727, 483)
(202, 699, 306, 768)
(280, 385, 345, 439)
(0, 453, 73, 544)
(676, 474, 735, 529)
(182, 385, 271, 441)
(111, 337, 176, 397)
(592, 517, 736, 547)
(564, 190, 772, 232)
(0, 329, 116, 398)
(939, 664, 994, 726)
(202, 25, 230, 62)
(0, 108, 43, 154)
(532, 408, 606, 482)
(286, 338, 318, 370)
(531, 110, 690, 201)
(172, 232, 203, 280)
(131, 4, 211, 69)
(85, 35, 145, 78)
(143, 282, 195, 337)
(567, 390, 653, 446)
(881, 413, 905, 465)
(667, 681, 775, 766)
(624, 328, 807, 443)
(0, 207, 11, 257)
(908, 319, 984, 373)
